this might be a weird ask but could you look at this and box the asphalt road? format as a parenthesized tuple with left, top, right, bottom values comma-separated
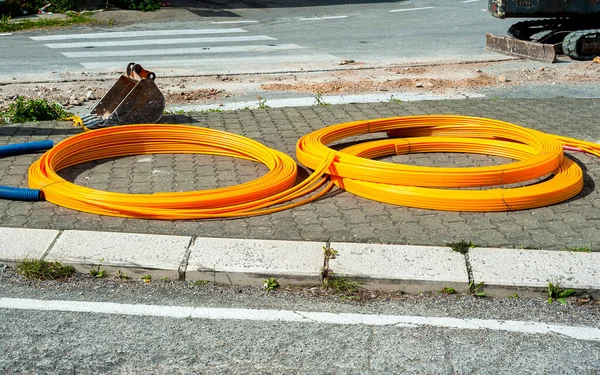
(0, 0, 512, 79)
(2, 2, 600, 374)
(1, 266, 600, 374)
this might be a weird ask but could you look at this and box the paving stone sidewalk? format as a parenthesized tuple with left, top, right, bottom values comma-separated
(1, 98, 600, 251)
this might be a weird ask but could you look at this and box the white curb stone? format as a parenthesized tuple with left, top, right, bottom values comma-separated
(0, 227, 59, 263)
(330, 242, 469, 293)
(469, 248, 600, 296)
(45, 230, 192, 279)
(186, 238, 324, 285)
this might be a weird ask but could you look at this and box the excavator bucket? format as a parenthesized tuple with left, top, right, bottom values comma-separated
(80, 63, 165, 129)
(485, 33, 559, 63)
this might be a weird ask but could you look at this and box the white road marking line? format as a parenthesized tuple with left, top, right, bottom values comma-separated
(211, 20, 259, 24)
(299, 15, 349, 21)
(462, 0, 482, 3)
(2, 298, 600, 342)
(0, 33, 12, 36)
(44, 35, 275, 49)
(390, 6, 435, 12)
(80, 53, 336, 69)
(62, 44, 304, 58)
(30, 28, 247, 41)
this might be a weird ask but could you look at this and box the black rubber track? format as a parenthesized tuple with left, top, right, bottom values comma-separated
(563, 29, 600, 60)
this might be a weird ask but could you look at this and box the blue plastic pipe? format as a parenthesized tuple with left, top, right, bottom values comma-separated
(0, 140, 54, 157)
(0, 140, 53, 201)
(0, 186, 42, 201)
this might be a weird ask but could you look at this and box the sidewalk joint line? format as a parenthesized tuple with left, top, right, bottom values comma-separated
(41, 230, 64, 260)
(178, 236, 196, 282)
(464, 251, 475, 286)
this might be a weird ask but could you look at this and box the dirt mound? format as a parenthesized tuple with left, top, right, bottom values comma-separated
(261, 74, 497, 94)
(164, 88, 224, 104)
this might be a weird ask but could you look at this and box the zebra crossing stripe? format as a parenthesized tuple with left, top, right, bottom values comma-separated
(389, 6, 435, 12)
(62, 44, 304, 58)
(44, 35, 276, 49)
(299, 15, 348, 21)
(30, 29, 247, 41)
(211, 20, 259, 24)
(79, 53, 336, 70)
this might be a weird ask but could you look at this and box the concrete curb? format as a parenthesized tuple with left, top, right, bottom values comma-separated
(1, 227, 599, 298)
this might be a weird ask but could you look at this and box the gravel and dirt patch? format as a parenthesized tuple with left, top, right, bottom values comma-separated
(1, 58, 600, 113)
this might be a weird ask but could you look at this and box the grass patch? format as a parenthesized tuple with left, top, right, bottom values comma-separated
(0, 13, 98, 33)
(192, 280, 211, 287)
(565, 246, 594, 253)
(323, 274, 360, 293)
(0, 97, 72, 124)
(17, 258, 75, 280)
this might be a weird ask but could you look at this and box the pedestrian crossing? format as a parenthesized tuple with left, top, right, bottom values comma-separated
(30, 28, 339, 75)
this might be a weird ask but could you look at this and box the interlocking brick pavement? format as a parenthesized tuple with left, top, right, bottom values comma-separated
(1, 98, 600, 250)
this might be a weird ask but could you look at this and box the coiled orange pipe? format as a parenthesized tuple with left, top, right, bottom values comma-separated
(28, 124, 333, 219)
(296, 115, 595, 212)
(27, 116, 600, 217)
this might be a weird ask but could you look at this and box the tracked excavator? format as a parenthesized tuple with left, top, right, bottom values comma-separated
(485, 0, 600, 62)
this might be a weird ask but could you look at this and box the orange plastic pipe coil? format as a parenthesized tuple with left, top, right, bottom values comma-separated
(28, 124, 334, 219)
(296, 115, 595, 212)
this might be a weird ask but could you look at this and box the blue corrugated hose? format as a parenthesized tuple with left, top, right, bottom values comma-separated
(0, 140, 53, 201)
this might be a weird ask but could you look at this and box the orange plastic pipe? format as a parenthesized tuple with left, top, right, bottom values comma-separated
(296, 115, 593, 212)
(28, 124, 333, 219)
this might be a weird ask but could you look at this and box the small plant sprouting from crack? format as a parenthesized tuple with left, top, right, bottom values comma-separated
(257, 96, 270, 109)
(263, 277, 280, 292)
(440, 286, 456, 295)
(388, 95, 403, 103)
(321, 245, 338, 282)
(548, 281, 575, 304)
(469, 281, 486, 298)
(89, 258, 107, 278)
(447, 240, 477, 254)
(141, 274, 152, 283)
(320, 244, 361, 296)
(116, 270, 130, 280)
(314, 92, 330, 106)
(323, 246, 338, 261)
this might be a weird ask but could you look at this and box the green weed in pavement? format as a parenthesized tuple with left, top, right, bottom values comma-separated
(447, 240, 477, 254)
(548, 281, 575, 304)
(263, 277, 280, 291)
(17, 258, 75, 280)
